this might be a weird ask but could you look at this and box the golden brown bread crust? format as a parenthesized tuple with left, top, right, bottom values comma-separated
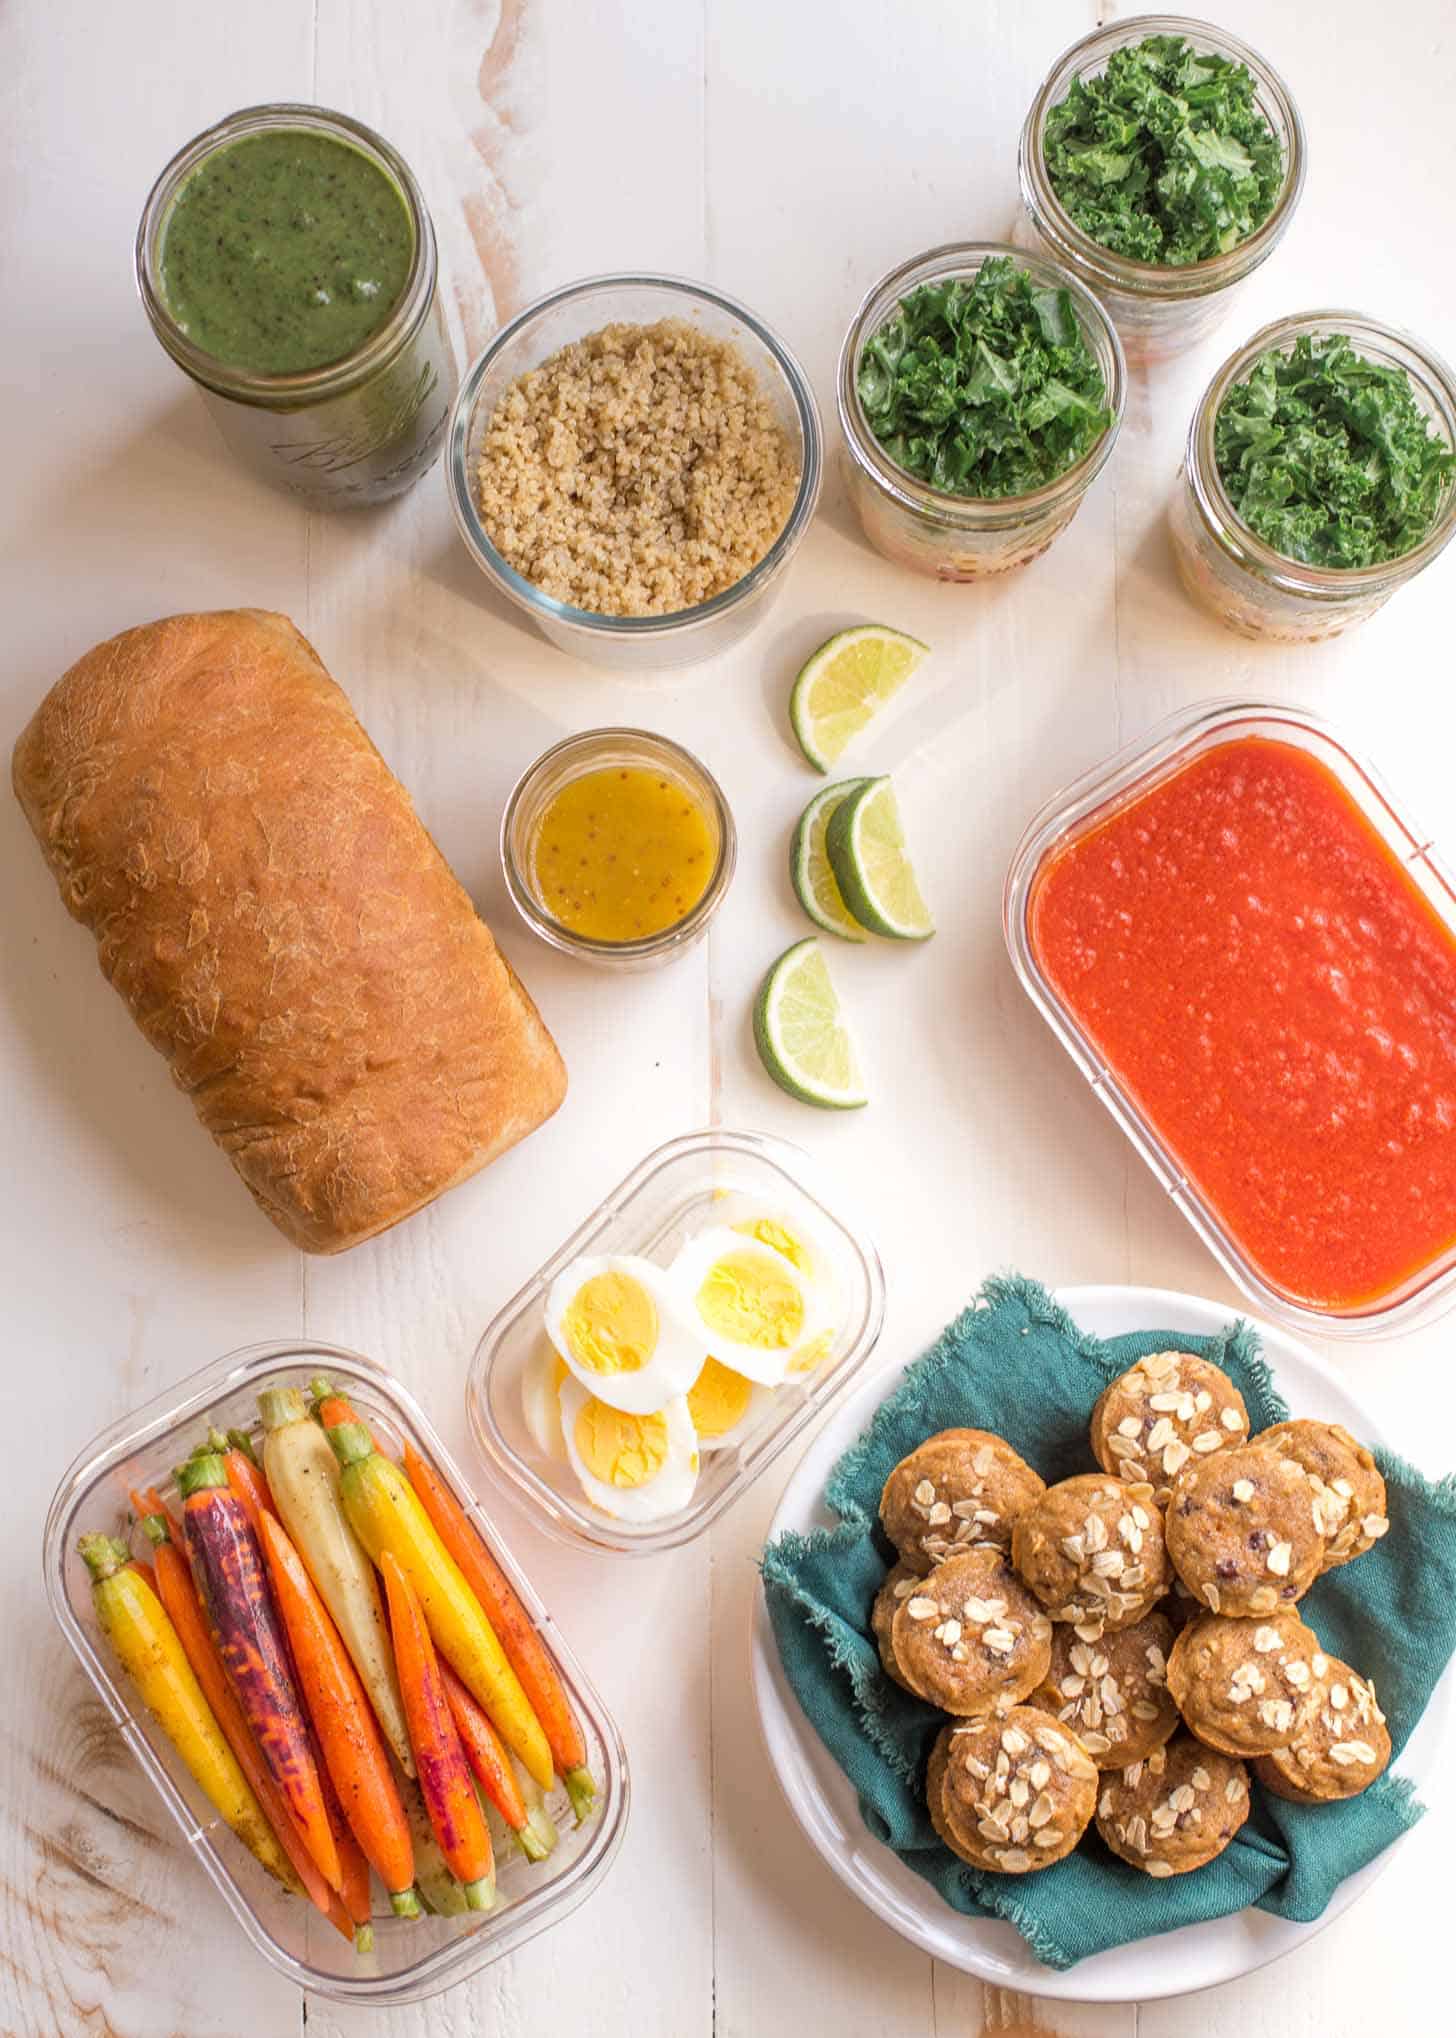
(12, 609, 567, 1251)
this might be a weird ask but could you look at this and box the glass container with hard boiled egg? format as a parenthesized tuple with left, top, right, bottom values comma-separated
(467, 1130, 885, 1553)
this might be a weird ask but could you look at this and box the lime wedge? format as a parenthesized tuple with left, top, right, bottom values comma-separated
(790, 780, 871, 941)
(753, 938, 867, 1110)
(789, 625, 929, 773)
(824, 777, 934, 942)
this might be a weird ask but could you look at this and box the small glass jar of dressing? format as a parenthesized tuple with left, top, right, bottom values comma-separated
(136, 103, 456, 509)
(501, 729, 736, 971)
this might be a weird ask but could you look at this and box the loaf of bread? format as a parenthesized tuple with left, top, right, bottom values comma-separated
(13, 610, 567, 1251)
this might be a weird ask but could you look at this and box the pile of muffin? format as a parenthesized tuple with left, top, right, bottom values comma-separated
(873, 1349, 1393, 1880)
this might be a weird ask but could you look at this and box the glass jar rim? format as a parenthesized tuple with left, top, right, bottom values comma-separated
(445, 272, 823, 637)
(135, 102, 438, 401)
(1184, 309, 1456, 597)
(500, 727, 737, 962)
(1018, 13, 1307, 301)
(837, 240, 1127, 526)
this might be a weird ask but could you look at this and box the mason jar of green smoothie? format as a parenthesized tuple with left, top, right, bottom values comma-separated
(136, 104, 456, 508)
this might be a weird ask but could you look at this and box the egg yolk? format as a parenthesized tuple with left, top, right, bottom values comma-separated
(686, 1357, 755, 1439)
(695, 1251, 804, 1348)
(787, 1331, 834, 1377)
(574, 1397, 670, 1489)
(562, 1272, 657, 1376)
(734, 1217, 810, 1271)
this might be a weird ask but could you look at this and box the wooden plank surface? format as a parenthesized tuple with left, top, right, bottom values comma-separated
(2, 1, 1453, 2033)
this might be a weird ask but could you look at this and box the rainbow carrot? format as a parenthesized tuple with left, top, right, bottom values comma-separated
(257, 1509, 418, 1920)
(380, 1550, 494, 1910)
(208, 1424, 275, 1538)
(439, 1660, 553, 1861)
(131, 1489, 350, 1937)
(177, 1452, 341, 1895)
(403, 1439, 595, 1821)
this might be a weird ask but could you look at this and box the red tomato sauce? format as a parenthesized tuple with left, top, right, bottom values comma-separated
(1029, 735, 1456, 1311)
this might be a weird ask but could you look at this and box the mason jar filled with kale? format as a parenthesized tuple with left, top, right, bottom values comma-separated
(1171, 312, 1456, 641)
(1017, 16, 1306, 364)
(838, 244, 1126, 579)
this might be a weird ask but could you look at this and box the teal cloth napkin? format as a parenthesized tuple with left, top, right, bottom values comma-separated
(760, 1275, 1456, 1970)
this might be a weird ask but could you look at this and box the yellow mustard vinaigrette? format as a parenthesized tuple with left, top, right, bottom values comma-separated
(528, 766, 718, 943)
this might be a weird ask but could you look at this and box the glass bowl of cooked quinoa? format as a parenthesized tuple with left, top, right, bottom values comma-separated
(445, 274, 823, 669)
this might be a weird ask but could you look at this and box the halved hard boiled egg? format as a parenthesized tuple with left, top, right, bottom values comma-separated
(544, 1254, 704, 1415)
(558, 1375, 700, 1522)
(520, 1337, 570, 1461)
(709, 1193, 841, 1377)
(685, 1356, 774, 1453)
(669, 1226, 827, 1385)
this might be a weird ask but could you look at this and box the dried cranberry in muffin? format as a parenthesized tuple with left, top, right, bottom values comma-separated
(1091, 1350, 1249, 1501)
(1028, 1610, 1178, 1767)
(890, 1548, 1052, 1716)
(1011, 1475, 1170, 1634)
(1165, 1443, 1323, 1616)
(1258, 1420, 1389, 1571)
(1252, 1658, 1391, 1802)
(879, 1429, 1045, 1574)
(1096, 1732, 1249, 1877)
(1166, 1612, 1323, 1758)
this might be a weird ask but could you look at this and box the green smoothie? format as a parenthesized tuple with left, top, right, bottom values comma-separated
(158, 128, 415, 375)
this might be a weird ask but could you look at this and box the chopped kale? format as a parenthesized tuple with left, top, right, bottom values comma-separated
(856, 256, 1113, 500)
(1214, 335, 1454, 570)
(1043, 32, 1283, 267)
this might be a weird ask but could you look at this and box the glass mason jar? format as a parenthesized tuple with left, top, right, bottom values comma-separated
(838, 242, 1125, 580)
(136, 104, 457, 509)
(1170, 312, 1456, 643)
(500, 728, 736, 971)
(1016, 15, 1306, 366)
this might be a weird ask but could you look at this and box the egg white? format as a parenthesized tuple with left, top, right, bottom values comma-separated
(669, 1227, 829, 1385)
(520, 1338, 569, 1461)
(710, 1190, 840, 1300)
(544, 1252, 706, 1415)
(558, 1375, 700, 1522)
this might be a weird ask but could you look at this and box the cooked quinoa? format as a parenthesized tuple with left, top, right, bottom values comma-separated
(475, 318, 801, 617)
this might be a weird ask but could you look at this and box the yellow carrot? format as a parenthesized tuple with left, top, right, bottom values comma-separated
(78, 1533, 298, 1891)
(321, 1412, 553, 1790)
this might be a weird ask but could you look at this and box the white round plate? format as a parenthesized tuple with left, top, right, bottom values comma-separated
(751, 1285, 1452, 2002)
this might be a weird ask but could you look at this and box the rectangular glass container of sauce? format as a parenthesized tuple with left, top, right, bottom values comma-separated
(1004, 700, 1456, 1339)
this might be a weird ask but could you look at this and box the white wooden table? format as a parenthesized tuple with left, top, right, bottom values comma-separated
(4, 2, 1453, 2032)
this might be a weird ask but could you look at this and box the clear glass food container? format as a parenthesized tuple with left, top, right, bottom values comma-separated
(1170, 311, 1456, 642)
(468, 1130, 886, 1553)
(1003, 697, 1456, 1341)
(1016, 15, 1306, 365)
(136, 105, 457, 509)
(500, 728, 736, 971)
(444, 275, 822, 670)
(44, 1342, 628, 2006)
(837, 242, 1125, 580)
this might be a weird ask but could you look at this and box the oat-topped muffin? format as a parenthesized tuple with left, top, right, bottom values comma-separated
(1011, 1475, 1170, 1634)
(1091, 1350, 1250, 1501)
(930, 1709, 1098, 1873)
(1166, 1612, 1323, 1758)
(1029, 1609, 1178, 1768)
(1258, 1420, 1390, 1571)
(890, 1548, 1052, 1715)
(1096, 1733, 1250, 1878)
(1166, 1443, 1324, 1616)
(880, 1429, 1045, 1574)
(1252, 1659, 1392, 1802)
(870, 1560, 923, 1692)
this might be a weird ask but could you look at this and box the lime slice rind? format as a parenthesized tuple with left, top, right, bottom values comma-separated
(753, 937, 867, 1111)
(789, 625, 929, 774)
(825, 777, 935, 943)
(790, 780, 871, 941)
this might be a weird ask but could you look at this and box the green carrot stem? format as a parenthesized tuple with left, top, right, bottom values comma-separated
(324, 1420, 374, 1469)
(176, 1452, 229, 1499)
(463, 1874, 495, 1912)
(258, 1386, 309, 1432)
(389, 1886, 422, 1919)
(564, 1765, 597, 1825)
(78, 1533, 129, 1581)
(140, 1513, 170, 1548)
(226, 1427, 260, 1466)
(355, 1922, 375, 1954)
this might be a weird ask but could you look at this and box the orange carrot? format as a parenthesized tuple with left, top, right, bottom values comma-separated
(177, 1453, 342, 1895)
(403, 1440, 595, 1821)
(380, 1550, 494, 1910)
(209, 1425, 275, 1539)
(316, 1737, 376, 1952)
(438, 1660, 551, 1861)
(131, 1490, 352, 1942)
(257, 1510, 418, 1920)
